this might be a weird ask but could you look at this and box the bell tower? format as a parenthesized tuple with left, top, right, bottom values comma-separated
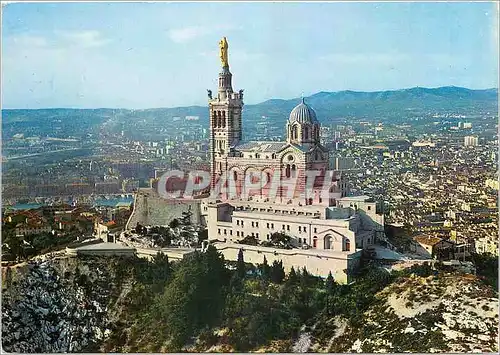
(208, 37, 244, 189)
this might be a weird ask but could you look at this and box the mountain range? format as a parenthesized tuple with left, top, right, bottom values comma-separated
(2, 86, 497, 139)
(124, 86, 498, 123)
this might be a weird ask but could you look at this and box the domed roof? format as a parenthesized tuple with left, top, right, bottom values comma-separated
(289, 98, 318, 124)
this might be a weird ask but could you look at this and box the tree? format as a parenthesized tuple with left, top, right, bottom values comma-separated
(169, 219, 180, 229)
(239, 235, 259, 246)
(325, 271, 335, 294)
(151, 246, 229, 351)
(259, 256, 270, 282)
(325, 271, 335, 315)
(237, 248, 246, 279)
(181, 210, 192, 225)
(270, 260, 285, 284)
(198, 228, 208, 243)
(269, 232, 293, 249)
(135, 222, 144, 234)
(286, 267, 299, 285)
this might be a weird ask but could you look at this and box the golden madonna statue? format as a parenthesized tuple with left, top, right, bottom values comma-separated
(219, 37, 229, 67)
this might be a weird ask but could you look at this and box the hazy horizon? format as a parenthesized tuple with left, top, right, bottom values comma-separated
(1, 85, 498, 111)
(2, 2, 498, 109)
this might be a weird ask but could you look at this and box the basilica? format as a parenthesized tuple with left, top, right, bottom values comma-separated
(205, 38, 384, 282)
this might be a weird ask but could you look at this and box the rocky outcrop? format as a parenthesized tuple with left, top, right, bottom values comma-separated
(2, 257, 130, 353)
(329, 273, 499, 353)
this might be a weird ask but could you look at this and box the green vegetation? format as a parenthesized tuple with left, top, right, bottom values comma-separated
(102, 247, 405, 352)
(2, 232, 77, 262)
(3, 244, 497, 353)
(472, 252, 498, 290)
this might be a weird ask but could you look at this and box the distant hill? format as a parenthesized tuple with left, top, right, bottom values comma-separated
(244, 86, 498, 123)
(2, 86, 497, 138)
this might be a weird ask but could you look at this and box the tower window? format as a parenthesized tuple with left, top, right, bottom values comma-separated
(304, 127, 309, 140)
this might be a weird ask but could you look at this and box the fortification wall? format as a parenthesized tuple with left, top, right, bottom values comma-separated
(212, 242, 361, 284)
(126, 189, 206, 229)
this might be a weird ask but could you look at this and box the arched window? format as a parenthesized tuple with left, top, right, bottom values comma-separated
(272, 153, 276, 159)
(291, 164, 296, 177)
(304, 127, 309, 140)
(293, 126, 298, 140)
(285, 164, 291, 178)
(313, 236, 318, 248)
(324, 235, 333, 250)
(308, 198, 313, 205)
(343, 237, 351, 252)
(233, 170, 238, 181)
(222, 111, 226, 128)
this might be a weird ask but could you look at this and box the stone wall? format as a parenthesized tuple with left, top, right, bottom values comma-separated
(212, 241, 361, 284)
(126, 188, 207, 229)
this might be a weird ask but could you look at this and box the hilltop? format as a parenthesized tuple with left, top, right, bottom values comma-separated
(2, 252, 498, 353)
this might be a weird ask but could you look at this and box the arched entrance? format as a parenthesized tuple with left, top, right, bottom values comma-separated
(324, 235, 334, 250)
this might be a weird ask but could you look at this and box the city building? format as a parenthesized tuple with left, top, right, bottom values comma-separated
(464, 135, 479, 147)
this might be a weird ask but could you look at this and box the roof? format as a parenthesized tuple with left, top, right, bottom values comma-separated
(289, 98, 319, 124)
(74, 242, 135, 251)
(414, 235, 443, 246)
(235, 141, 288, 153)
(339, 195, 374, 202)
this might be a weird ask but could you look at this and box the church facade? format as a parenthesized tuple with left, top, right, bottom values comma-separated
(205, 38, 384, 282)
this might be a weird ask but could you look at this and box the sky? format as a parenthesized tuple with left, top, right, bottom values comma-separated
(2, 1, 498, 109)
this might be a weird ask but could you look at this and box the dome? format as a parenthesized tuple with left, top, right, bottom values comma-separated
(288, 98, 318, 124)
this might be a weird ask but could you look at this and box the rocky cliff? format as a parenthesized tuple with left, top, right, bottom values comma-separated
(2, 256, 133, 353)
(326, 273, 499, 353)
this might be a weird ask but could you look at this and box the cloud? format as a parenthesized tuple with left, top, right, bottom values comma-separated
(57, 30, 111, 48)
(9, 34, 48, 47)
(5, 30, 111, 52)
(168, 26, 206, 43)
(167, 24, 240, 43)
